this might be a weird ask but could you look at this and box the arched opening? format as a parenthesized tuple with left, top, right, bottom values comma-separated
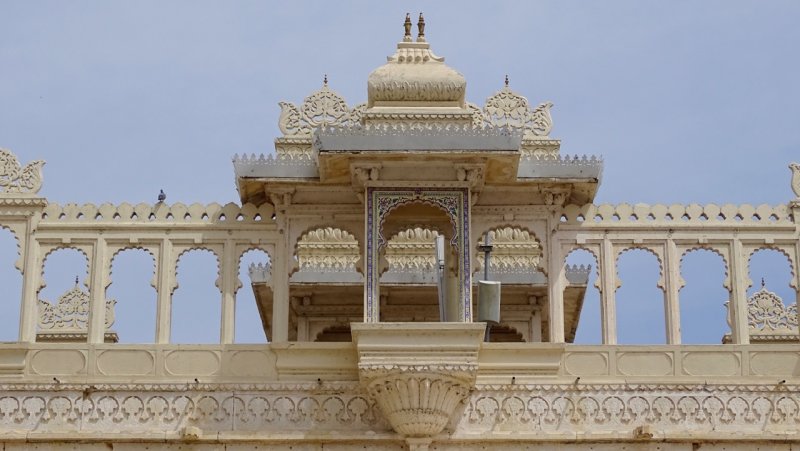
(0, 229, 21, 341)
(236, 249, 271, 343)
(378, 202, 457, 322)
(567, 249, 601, 344)
(171, 249, 220, 343)
(616, 248, 665, 344)
(679, 249, 729, 344)
(106, 249, 157, 343)
(748, 249, 795, 305)
(37, 248, 90, 343)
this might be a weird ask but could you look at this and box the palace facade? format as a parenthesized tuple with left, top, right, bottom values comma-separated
(1, 14, 799, 451)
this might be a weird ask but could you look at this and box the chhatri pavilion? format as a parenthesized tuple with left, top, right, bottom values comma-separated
(0, 14, 799, 451)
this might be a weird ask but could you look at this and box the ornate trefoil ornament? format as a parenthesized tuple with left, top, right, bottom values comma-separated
(0, 148, 45, 194)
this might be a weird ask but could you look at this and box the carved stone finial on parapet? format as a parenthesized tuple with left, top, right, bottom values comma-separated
(0, 148, 46, 195)
(403, 13, 412, 42)
(417, 13, 426, 42)
(790, 162, 800, 200)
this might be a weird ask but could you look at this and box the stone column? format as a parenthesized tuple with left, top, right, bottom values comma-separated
(18, 220, 41, 343)
(663, 239, 682, 344)
(729, 239, 750, 344)
(87, 238, 107, 344)
(271, 218, 290, 343)
(155, 239, 174, 344)
(219, 240, 237, 344)
(547, 239, 565, 343)
(599, 239, 618, 344)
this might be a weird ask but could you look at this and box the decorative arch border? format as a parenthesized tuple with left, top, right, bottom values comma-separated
(38, 244, 92, 295)
(562, 244, 602, 291)
(236, 246, 272, 295)
(171, 246, 222, 296)
(744, 245, 798, 291)
(678, 245, 731, 292)
(365, 187, 471, 323)
(614, 245, 666, 292)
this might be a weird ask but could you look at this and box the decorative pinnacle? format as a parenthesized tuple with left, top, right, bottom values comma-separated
(74, 276, 79, 287)
(761, 277, 766, 288)
(417, 12, 426, 42)
(403, 13, 412, 41)
(323, 74, 328, 86)
(505, 74, 509, 87)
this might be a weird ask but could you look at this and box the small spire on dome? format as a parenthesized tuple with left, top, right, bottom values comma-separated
(403, 13, 412, 42)
(417, 13, 426, 42)
(505, 74, 509, 87)
(761, 277, 766, 288)
(323, 74, 328, 86)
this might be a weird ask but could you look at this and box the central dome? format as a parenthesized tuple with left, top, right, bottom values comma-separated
(367, 15, 466, 108)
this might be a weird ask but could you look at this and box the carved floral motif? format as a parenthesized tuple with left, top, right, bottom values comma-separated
(475, 227, 542, 273)
(278, 85, 352, 137)
(0, 149, 45, 195)
(747, 287, 798, 333)
(38, 286, 116, 331)
(295, 227, 360, 272)
(482, 87, 553, 138)
(384, 227, 440, 272)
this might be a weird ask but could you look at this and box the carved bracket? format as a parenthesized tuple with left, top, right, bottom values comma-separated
(351, 322, 485, 438)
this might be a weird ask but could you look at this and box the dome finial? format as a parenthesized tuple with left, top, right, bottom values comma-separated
(761, 277, 766, 288)
(403, 13, 412, 42)
(505, 74, 509, 87)
(323, 74, 328, 86)
(417, 13, 426, 42)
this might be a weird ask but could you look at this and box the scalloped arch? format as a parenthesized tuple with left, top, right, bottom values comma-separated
(747, 246, 797, 290)
(39, 246, 91, 294)
(0, 224, 23, 274)
(378, 197, 459, 248)
(236, 247, 272, 294)
(172, 247, 222, 296)
(107, 246, 157, 290)
(679, 246, 730, 291)
(615, 245, 665, 290)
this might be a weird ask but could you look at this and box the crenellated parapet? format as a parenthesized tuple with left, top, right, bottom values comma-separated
(559, 202, 794, 227)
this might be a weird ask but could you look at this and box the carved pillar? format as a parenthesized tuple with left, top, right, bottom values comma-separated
(729, 239, 750, 344)
(18, 221, 41, 342)
(220, 240, 237, 344)
(547, 239, 565, 343)
(663, 239, 682, 344)
(599, 239, 618, 344)
(155, 239, 174, 344)
(86, 238, 107, 344)
(271, 219, 290, 343)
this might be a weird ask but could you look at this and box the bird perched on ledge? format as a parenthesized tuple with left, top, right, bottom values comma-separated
(158, 189, 167, 203)
(0, 148, 45, 194)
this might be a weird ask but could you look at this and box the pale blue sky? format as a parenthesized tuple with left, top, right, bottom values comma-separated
(0, 1, 797, 344)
